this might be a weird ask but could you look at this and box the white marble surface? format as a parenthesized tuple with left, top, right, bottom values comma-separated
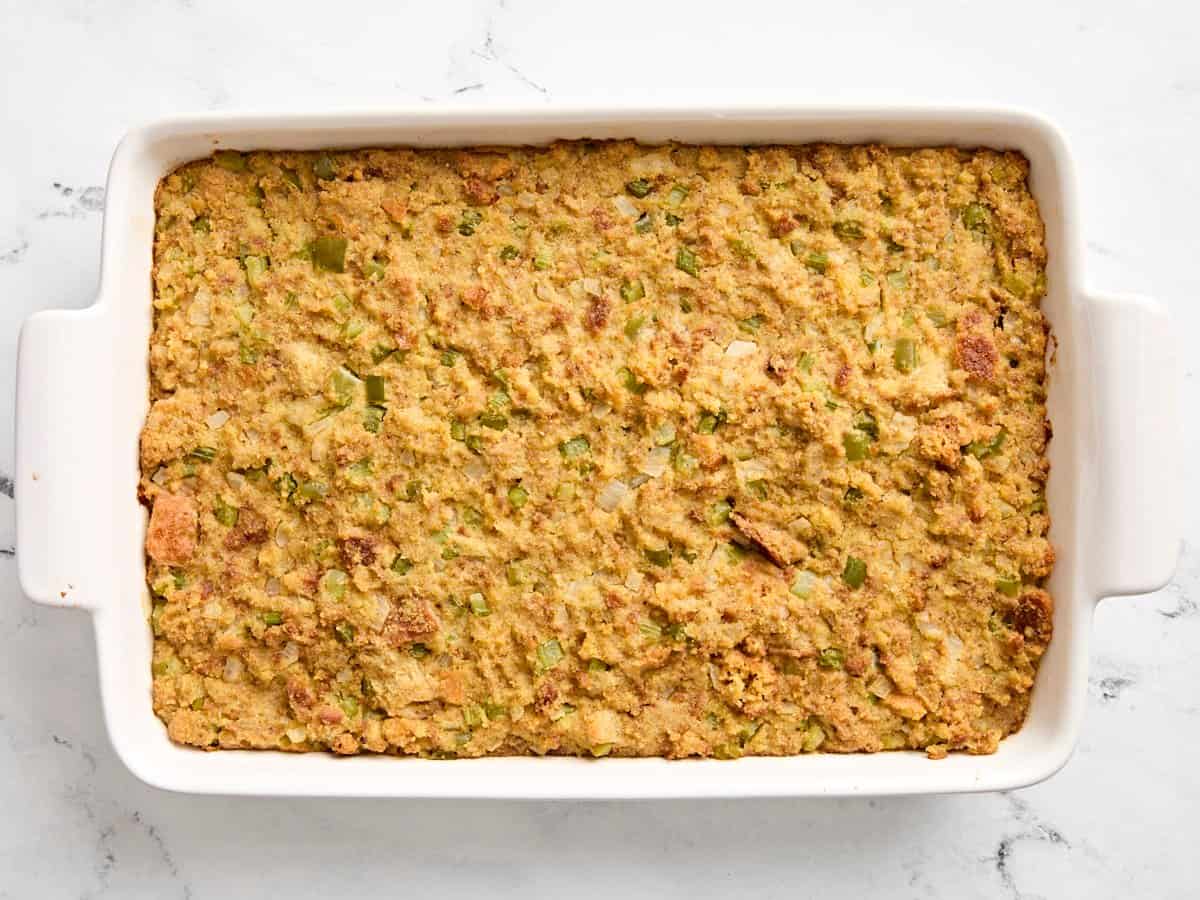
(2, 0, 1198, 896)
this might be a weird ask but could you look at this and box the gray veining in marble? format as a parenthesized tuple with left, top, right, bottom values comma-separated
(1, 0, 1198, 896)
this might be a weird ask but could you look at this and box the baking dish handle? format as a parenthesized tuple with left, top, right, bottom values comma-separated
(1087, 292, 1181, 599)
(16, 307, 113, 611)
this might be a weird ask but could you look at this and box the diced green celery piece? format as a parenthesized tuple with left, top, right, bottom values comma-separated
(673, 450, 698, 475)
(634, 212, 653, 234)
(507, 485, 529, 509)
(479, 411, 508, 430)
(441, 349, 461, 367)
(334, 622, 355, 644)
(620, 279, 645, 303)
(654, 422, 676, 446)
(214, 150, 247, 172)
(192, 216, 211, 234)
(535, 638, 564, 673)
(450, 420, 466, 442)
(643, 547, 671, 568)
(312, 235, 348, 272)
(364, 375, 385, 404)
(392, 555, 413, 575)
(189, 446, 217, 463)
(666, 184, 688, 207)
(995, 574, 1022, 597)
(843, 486, 864, 505)
(804, 251, 829, 274)
(321, 570, 348, 600)
(363, 260, 386, 280)
(330, 366, 361, 407)
(833, 220, 865, 241)
(962, 202, 989, 231)
(675, 246, 699, 277)
(313, 154, 336, 180)
(639, 619, 663, 640)
(843, 431, 870, 462)
(727, 237, 755, 260)
(212, 496, 238, 527)
(559, 435, 591, 458)
(363, 405, 386, 434)
(894, 337, 919, 373)
(842, 557, 867, 589)
(244, 255, 268, 289)
(505, 561, 526, 586)
(294, 480, 328, 505)
(886, 270, 908, 290)
(410, 642, 430, 658)
(707, 500, 732, 526)
(966, 427, 1008, 459)
(468, 592, 490, 617)
(624, 314, 646, 339)
(746, 479, 768, 500)
(462, 704, 486, 729)
(280, 166, 302, 190)
(464, 434, 485, 454)
(625, 178, 652, 198)
(663, 622, 687, 642)
(499, 244, 520, 260)
(533, 250, 552, 270)
(818, 648, 844, 669)
(617, 366, 647, 395)
(458, 209, 483, 236)
(738, 314, 764, 334)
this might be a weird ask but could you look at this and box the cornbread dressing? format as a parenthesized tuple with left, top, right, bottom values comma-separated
(142, 141, 1053, 759)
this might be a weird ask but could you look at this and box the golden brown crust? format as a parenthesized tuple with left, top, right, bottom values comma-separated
(143, 141, 1052, 759)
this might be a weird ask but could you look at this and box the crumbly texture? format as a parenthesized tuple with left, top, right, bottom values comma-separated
(143, 141, 1053, 759)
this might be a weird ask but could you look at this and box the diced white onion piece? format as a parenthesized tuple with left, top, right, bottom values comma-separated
(613, 195, 639, 218)
(373, 595, 392, 629)
(202, 600, 222, 619)
(286, 726, 307, 743)
(725, 339, 758, 359)
(464, 459, 488, 481)
(597, 480, 629, 512)
(280, 642, 300, 667)
(206, 409, 230, 430)
(187, 289, 212, 326)
(624, 570, 644, 592)
(265, 577, 281, 596)
(225, 471, 246, 490)
(735, 458, 768, 483)
(151, 466, 168, 486)
(868, 676, 893, 699)
(274, 526, 288, 548)
(591, 402, 611, 418)
(641, 446, 671, 478)
(223, 655, 244, 682)
(336, 667, 355, 685)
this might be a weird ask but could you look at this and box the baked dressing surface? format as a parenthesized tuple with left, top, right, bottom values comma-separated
(142, 141, 1053, 759)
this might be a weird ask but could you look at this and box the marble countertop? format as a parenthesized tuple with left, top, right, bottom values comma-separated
(2, 0, 1197, 896)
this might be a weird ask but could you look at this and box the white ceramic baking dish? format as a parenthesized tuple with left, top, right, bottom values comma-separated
(15, 107, 1180, 798)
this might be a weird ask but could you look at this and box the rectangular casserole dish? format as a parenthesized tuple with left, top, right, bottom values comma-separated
(15, 107, 1180, 798)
